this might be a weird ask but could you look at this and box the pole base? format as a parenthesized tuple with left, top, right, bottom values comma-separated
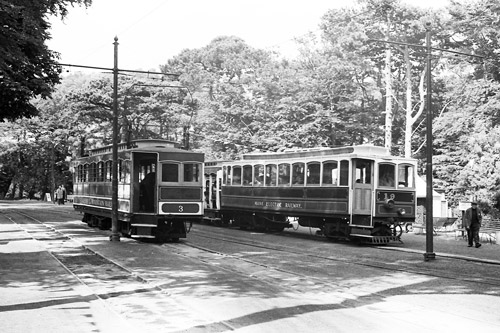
(109, 233, 121, 242)
(423, 252, 436, 261)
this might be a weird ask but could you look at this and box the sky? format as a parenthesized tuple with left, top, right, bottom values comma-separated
(47, 0, 451, 73)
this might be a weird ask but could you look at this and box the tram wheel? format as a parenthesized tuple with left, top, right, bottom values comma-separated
(391, 224, 403, 238)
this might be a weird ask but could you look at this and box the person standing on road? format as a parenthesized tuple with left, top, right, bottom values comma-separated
(463, 202, 482, 248)
(56, 186, 65, 205)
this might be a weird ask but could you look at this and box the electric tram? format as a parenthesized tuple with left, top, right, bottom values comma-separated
(204, 145, 417, 243)
(72, 139, 204, 242)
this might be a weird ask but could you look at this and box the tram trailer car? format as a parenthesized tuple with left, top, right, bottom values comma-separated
(204, 145, 417, 244)
(72, 139, 204, 242)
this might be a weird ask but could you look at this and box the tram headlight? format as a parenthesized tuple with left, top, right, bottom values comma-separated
(397, 208, 406, 216)
(384, 199, 395, 209)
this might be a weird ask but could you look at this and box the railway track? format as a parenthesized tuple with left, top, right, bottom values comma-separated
(3, 205, 500, 332)
(184, 224, 500, 288)
(1, 209, 236, 332)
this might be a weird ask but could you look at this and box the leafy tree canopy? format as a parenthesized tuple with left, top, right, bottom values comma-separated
(0, 0, 91, 122)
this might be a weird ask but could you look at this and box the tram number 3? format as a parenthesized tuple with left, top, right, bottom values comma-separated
(178, 205, 184, 212)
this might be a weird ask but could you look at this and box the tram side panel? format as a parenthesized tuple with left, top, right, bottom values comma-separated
(73, 150, 132, 230)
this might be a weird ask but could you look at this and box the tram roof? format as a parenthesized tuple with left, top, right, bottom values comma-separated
(241, 145, 409, 161)
(87, 139, 182, 156)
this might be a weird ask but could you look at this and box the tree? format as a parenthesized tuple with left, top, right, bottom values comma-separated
(0, 0, 91, 122)
(319, 0, 447, 157)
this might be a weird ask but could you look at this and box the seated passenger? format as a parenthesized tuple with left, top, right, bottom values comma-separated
(379, 173, 395, 187)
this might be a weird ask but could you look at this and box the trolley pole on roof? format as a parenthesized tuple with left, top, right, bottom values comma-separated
(110, 36, 121, 242)
(424, 23, 435, 261)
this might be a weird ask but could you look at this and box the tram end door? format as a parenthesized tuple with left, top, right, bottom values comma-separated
(132, 152, 158, 213)
(351, 158, 374, 227)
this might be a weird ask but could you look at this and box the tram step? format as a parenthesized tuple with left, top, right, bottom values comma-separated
(131, 224, 157, 227)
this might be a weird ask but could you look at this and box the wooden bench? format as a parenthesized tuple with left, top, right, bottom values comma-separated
(479, 219, 500, 244)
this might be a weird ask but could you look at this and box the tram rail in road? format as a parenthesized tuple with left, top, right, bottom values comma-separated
(1, 201, 500, 332)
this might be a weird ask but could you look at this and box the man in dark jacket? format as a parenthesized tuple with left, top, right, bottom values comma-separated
(462, 202, 482, 248)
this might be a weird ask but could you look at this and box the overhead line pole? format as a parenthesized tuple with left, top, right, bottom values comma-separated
(110, 37, 120, 241)
(423, 23, 435, 261)
(369, 25, 485, 261)
(60, 39, 180, 242)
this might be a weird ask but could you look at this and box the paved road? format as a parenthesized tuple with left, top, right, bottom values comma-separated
(1, 200, 499, 333)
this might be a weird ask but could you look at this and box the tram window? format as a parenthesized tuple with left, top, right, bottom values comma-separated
(184, 163, 200, 182)
(278, 163, 291, 186)
(97, 162, 106, 182)
(292, 162, 305, 185)
(243, 165, 252, 185)
(265, 164, 277, 186)
(105, 161, 112, 182)
(354, 160, 372, 184)
(223, 166, 228, 185)
(398, 164, 415, 188)
(90, 163, 96, 182)
(161, 163, 179, 182)
(254, 164, 264, 186)
(232, 166, 242, 185)
(118, 160, 123, 182)
(339, 160, 349, 186)
(123, 161, 131, 183)
(306, 162, 320, 185)
(378, 163, 395, 187)
(77, 165, 82, 183)
(84, 164, 89, 182)
(322, 161, 338, 185)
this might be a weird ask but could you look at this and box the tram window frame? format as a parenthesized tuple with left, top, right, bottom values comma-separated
(378, 163, 396, 188)
(184, 162, 201, 183)
(118, 160, 123, 183)
(254, 164, 264, 186)
(90, 163, 96, 182)
(339, 160, 349, 186)
(278, 163, 291, 186)
(105, 160, 112, 182)
(83, 164, 89, 183)
(265, 164, 277, 186)
(97, 161, 105, 182)
(354, 159, 372, 184)
(306, 162, 321, 186)
(397, 164, 415, 188)
(161, 162, 179, 183)
(77, 165, 83, 183)
(232, 165, 242, 185)
(292, 162, 305, 186)
(322, 161, 338, 186)
(242, 165, 253, 186)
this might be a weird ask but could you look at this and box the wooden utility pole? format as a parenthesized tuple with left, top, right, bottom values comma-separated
(110, 36, 121, 242)
(424, 23, 435, 261)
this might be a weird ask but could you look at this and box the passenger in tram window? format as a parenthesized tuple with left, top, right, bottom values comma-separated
(254, 165, 264, 186)
(265, 165, 277, 186)
(379, 164, 395, 187)
(293, 174, 304, 185)
(140, 172, 156, 212)
(292, 163, 305, 185)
